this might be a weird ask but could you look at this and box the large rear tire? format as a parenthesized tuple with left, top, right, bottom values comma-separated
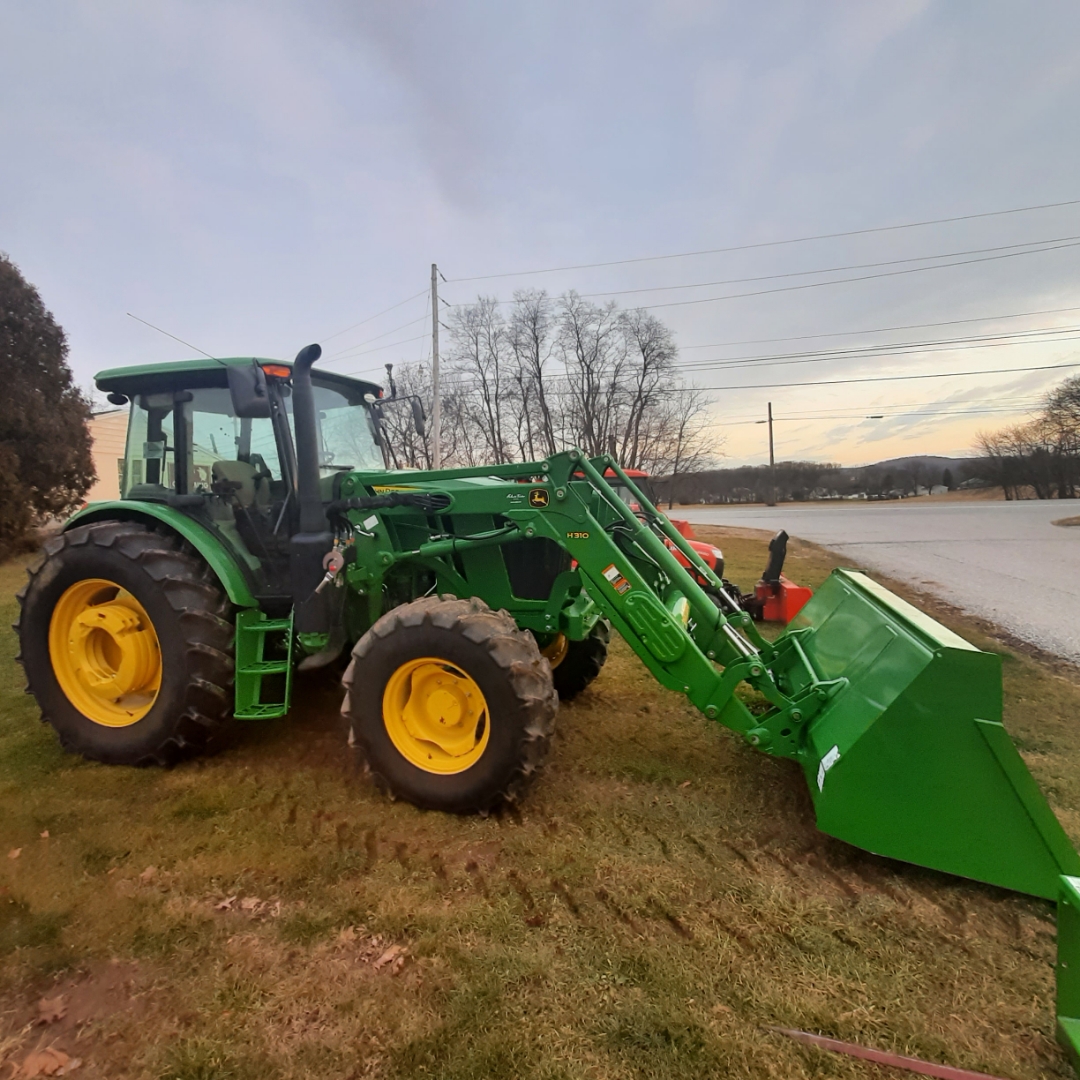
(342, 595, 557, 813)
(548, 619, 611, 701)
(16, 521, 234, 765)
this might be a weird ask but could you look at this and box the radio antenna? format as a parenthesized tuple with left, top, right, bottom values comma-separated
(126, 312, 221, 363)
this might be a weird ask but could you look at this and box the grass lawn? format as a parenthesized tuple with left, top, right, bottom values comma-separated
(2, 529, 1079, 1079)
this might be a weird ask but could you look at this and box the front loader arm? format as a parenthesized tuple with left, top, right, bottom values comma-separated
(505, 450, 829, 745)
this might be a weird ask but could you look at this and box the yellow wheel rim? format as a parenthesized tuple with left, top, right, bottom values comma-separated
(382, 657, 491, 774)
(540, 633, 569, 669)
(48, 578, 162, 727)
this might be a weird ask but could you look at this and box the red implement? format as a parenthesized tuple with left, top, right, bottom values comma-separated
(754, 574, 812, 623)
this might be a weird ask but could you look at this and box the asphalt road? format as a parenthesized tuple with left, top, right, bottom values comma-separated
(681, 500, 1080, 662)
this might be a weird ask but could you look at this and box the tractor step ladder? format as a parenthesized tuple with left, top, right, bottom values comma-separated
(233, 609, 294, 719)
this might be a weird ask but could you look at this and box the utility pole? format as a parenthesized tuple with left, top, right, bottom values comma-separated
(431, 263, 441, 469)
(767, 401, 776, 507)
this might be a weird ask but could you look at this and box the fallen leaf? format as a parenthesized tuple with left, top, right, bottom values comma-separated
(8, 848, 21, 860)
(37, 996, 66, 1024)
(338, 926, 357, 944)
(19, 1047, 81, 1076)
(39, 830, 49, 839)
(679, 780, 692, 789)
(711, 1002, 732, 1014)
(239, 897, 261, 912)
(139, 866, 156, 883)
(373, 944, 405, 971)
(214, 896, 237, 912)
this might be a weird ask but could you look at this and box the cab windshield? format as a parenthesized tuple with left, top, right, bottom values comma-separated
(286, 379, 384, 476)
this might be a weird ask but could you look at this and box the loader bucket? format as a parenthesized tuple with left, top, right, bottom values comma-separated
(786, 569, 1080, 901)
(1057, 876, 1080, 1069)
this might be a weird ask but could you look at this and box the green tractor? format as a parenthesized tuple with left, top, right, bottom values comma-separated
(14, 345, 1080, 1063)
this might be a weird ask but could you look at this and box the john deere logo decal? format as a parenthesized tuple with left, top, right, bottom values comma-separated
(529, 488, 550, 508)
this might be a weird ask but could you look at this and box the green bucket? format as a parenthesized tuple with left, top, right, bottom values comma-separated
(785, 569, 1079, 901)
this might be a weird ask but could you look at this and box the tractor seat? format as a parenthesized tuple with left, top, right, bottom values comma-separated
(211, 460, 271, 510)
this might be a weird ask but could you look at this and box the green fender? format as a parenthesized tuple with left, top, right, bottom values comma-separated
(65, 501, 260, 609)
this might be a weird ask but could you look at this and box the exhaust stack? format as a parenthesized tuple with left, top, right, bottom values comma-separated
(288, 344, 333, 636)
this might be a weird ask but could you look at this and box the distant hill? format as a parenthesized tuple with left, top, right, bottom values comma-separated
(859, 454, 980, 474)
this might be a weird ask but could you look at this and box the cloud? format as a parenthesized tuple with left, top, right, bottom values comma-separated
(3, 0, 1080, 471)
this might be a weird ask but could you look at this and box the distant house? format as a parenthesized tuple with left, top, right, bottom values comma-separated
(85, 409, 128, 503)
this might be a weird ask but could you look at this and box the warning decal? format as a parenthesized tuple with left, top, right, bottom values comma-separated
(817, 745, 841, 792)
(602, 563, 632, 595)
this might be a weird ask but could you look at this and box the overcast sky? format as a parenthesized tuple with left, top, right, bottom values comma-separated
(4, 1, 1080, 466)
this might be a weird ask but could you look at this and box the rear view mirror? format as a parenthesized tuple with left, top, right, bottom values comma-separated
(411, 398, 426, 438)
(227, 362, 271, 419)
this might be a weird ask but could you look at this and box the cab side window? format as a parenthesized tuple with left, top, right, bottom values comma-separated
(122, 395, 176, 497)
(185, 388, 284, 501)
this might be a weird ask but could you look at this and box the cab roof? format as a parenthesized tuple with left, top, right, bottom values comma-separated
(94, 356, 383, 399)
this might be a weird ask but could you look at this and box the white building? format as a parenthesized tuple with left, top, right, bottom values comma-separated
(85, 408, 128, 503)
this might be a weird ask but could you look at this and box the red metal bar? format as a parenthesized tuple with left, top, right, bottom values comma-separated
(769, 1027, 1010, 1080)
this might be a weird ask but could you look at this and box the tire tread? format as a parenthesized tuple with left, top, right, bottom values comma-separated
(15, 520, 234, 766)
(342, 594, 557, 812)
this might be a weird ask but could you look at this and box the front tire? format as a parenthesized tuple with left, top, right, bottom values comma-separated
(342, 595, 557, 813)
(548, 619, 611, 701)
(16, 521, 234, 765)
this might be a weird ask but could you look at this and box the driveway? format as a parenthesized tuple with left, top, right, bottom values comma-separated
(680, 500, 1080, 662)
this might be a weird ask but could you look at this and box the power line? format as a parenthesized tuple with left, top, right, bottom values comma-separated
(388, 323, 1080, 387)
(679, 305, 1080, 350)
(677, 325, 1080, 374)
(318, 288, 429, 344)
(425, 358, 1077, 392)
(445, 197, 1080, 283)
(624, 239, 1080, 312)
(323, 313, 431, 361)
(688, 359, 1080, 393)
(712, 397, 1045, 421)
(441, 238, 1080, 315)
(748, 395, 1045, 413)
(559, 235, 1080, 302)
(715, 405, 1041, 426)
(360, 356, 1077, 398)
(324, 332, 430, 366)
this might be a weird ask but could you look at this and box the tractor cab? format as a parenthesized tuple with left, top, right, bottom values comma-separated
(93, 357, 386, 597)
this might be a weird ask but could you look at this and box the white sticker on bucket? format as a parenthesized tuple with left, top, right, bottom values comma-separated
(817, 745, 841, 792)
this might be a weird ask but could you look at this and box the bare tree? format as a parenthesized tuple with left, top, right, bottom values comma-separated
(375, 363, 432, 470)
(1042, 375, 1080, 498)
(507, 290, 557, 460)
(377, 291, 721, 481)
(556, 292, 625, 460)
(974, 374, 1080, 500)
(447, 297, 513, 464)
(653, 387, 714, 506)
(613, 308, 677, 468)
